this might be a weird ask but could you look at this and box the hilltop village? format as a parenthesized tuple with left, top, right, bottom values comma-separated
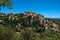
(0, 11, 60, 40)
(0, 11, 59, 33)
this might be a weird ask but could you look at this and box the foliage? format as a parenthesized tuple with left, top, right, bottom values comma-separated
(0, 0, 12, 12)
(0, 24, 15, 40)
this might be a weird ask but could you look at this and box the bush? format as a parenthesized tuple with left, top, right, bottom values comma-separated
(0, 26, 15, 40)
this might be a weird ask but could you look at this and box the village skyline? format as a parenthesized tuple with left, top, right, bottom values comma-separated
(1, 0, 60, 18)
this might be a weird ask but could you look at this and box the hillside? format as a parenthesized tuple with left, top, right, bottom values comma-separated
(0, 11, 60, 40)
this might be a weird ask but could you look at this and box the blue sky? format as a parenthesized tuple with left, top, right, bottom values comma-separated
(1, 0, 60, 18)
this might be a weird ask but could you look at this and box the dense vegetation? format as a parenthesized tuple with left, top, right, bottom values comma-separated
(0, 12, 60, 40)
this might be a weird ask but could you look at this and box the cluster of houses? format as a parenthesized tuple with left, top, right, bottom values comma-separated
(0, 11, 59, 32)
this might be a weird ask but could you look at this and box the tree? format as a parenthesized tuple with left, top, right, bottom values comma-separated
(0, 0, 12, 12)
